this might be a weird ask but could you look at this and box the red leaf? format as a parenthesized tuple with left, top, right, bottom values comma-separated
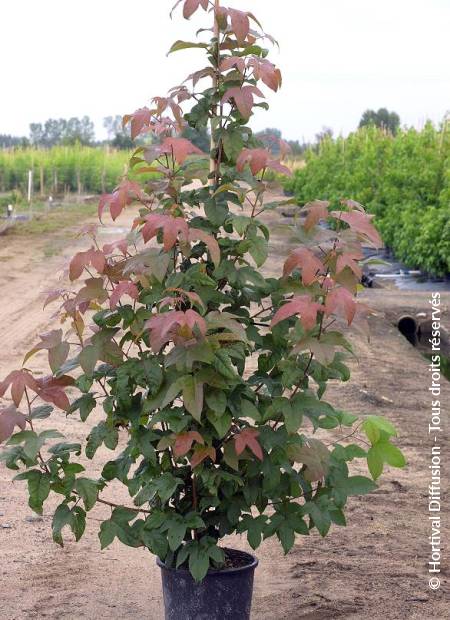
(220, 56, 246, 74)
(159, 137, 203, 164)
(302, 200, 330, 231)
(325, 287, 357, 325)
(141, 214, 189, 251)
(174, 430, 204, 457)
(283, 248, 325, 284)
(266, 159, 291, 176)
(234, 428, 263, 461)
(221, 86, 264, 119)
(98, 180, 143, 221)
(335, 251, 363, 278)
(331, 210, 382, 248)
(271, 295, 324, 331)
(69, 247, 106, 281)
(0, 405, 27, 443)
(122, 107, 152, 140)
(228, 8, 250, 44)
(146, 309, 206, 352)
(110, 281, 139, 310)
(190, 445, 216, 468)
(182, 0, 208, 19)
(248, 57, 282, 92)
(236, 148, 269, 175)
(38, 386, 70, 411)
(0, 370, 39, 407)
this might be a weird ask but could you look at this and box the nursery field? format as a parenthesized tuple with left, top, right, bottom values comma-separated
(0, 198, 448, 619)
(284, 122, 450, 277)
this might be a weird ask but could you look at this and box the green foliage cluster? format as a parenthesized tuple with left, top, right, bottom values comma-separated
(0, 146, 129, 196)
(285, 122, 450, 276)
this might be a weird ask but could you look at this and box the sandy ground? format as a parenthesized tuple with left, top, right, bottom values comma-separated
(0, 204, 449, 619)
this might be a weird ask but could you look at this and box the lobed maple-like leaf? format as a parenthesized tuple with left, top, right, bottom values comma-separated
(98, 180, 143, 221)
(335, 250, 363, 279)
(69, 247, 106, 281)
(301, 200, 330, 231)
(0, 405, 27, 443)
(331, 210, 382, 248)
(23, 329, 70, 375)
(180, 0, 208, 19)
(110, 281, 139, 310)
(36, 375, 74, 411)
(159, 137, 203, 164)
(221, 86, 264, 119)
(325, 287, 357, 325)
(236, 148, 291, 176)
(228, 8, 250, 45)
(248, 57, 282, 92)
(220, 56, 246, 74)
(190, 445, 216, 469)
(0, 370, 40, 407)
(271, 295, 324, 331)
(283, 247, 325, 284)
(173, 430, 204, 457)
(146, 309, 207, 352)
(234, 428, 263, 461)
(122, 107, 152, 140)
(140, 213, 189, 251)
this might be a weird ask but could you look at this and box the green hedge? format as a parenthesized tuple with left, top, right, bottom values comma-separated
(0, 146, 130, 196)
(285, 122, 450, 276)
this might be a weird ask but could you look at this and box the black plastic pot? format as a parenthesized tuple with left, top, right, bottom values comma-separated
(157, 549, 258, 620)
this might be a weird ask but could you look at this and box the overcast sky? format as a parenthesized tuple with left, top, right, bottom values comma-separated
(1, 0, 449, 142)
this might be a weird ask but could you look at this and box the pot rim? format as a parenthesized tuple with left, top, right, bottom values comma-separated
(156, 547, 258, 576)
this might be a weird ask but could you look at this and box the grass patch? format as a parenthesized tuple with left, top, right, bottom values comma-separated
(4, 202, 97, 237)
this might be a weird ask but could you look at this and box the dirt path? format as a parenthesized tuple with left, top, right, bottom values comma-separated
(0, 206, 449, 619)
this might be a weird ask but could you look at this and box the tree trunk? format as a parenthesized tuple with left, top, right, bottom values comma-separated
(209, 0, 220, 188)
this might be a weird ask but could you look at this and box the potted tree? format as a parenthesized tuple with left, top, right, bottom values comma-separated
(0, 1, 406, 619)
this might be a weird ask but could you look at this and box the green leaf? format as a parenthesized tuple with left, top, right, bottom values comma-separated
(86, 422, 118, 459)
(205, 389, 227, 414)
(363, 416, 397, 444)
(182, 376, 204, 422)
(189, 546, 210, 582)
(74, 477, 99, 511)
(52, 504, 73, 546)
(341, 475, 377, 495)
(25, 470, 50, 514)
(248, 236, 268, 267)
(168, 40, 209, 54)
(30, 405, 53, 420)
(167, 521, 187, 552)
(206, 410, 231, 438)
(240, 398, 261, 422)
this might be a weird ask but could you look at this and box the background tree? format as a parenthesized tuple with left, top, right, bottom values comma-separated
(29, 116, 95, 147)
(103, 115, 134, 149)
(359, 108, 400, 134)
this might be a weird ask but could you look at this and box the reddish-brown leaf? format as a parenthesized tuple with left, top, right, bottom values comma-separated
(249, 57, 282, 92)
(221, 86, 264, 119)
(234, 428, 263, 461)
(302, 200, 330, 231)
(0, 405, 27, 443)
(283, 248, 325, 284)
(0, 370, 40, 407)
(228, 8, 250, 44)
(141, 214, 189, 251)
(69, 247, 106, 281)
(38, 386, 70, 411)
(110, 281, 139, 309)
(146, 309, 207, 352)
(325, 287, 357, 325)
(271, 295, 324, 331)
(174, 430, 204, 457)
(220, 56, 246, 74)
(182, 0, 208, 19)
(331, 210, 382, 248)
(122, 107, 152, 140)
(190, 445, 216, 468)
(98, 180, 143, 221)
(159, 137, 203, 164)
(335, 251, 363, 278)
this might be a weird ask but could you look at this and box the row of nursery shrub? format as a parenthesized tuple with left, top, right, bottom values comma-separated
(0, 146, 130, 196)
(284, 122, 450, 276)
